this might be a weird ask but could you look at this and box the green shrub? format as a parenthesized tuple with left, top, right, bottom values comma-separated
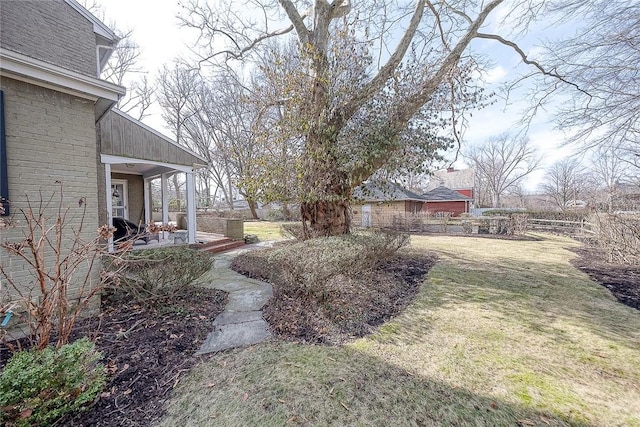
(525, 209, 588, 222)
(107, 246, 213, 304)
(483, 209, 588, 222)
(0, 338, 105, 426)
(265, 230, 409, 299)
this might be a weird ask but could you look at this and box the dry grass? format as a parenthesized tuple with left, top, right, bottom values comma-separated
(160, 233, 640, 427)
(243, 220, 291, 242)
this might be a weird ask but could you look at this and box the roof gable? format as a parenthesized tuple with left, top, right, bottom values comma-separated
(423, 186, 472, 201)
(426, 168, 475, 191)
(353, 182, 425, 202)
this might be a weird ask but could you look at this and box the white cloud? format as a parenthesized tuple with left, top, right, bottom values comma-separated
(483, 65, 508, 84)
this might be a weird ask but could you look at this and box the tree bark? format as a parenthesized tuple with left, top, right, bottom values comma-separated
(301, 199, 350, 237)
(247, 198, 259, 219)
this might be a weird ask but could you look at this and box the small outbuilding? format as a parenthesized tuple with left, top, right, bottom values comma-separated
(352, 182, 425, 228)
(422, 186, 472, 216)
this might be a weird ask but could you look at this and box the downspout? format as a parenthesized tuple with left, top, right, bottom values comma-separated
(0, 90, 9, 216)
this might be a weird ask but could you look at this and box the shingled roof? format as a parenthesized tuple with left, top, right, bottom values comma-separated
(422, 186, 472, 202)
(353, 182, 425, 202)
(425, 168, 475, 191)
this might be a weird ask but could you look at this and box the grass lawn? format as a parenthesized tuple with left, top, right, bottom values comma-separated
(160, 233, 640, 426)
(243, 220, 291, 242)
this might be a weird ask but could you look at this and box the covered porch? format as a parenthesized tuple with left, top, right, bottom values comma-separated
(98, 109, 207, 246)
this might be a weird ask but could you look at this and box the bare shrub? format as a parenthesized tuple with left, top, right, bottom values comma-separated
(0, 187, 127, 350)
(591, 213, 640, 264)
(507, 213, 530, 236)
(106, 246, 213, 305)
(231, 230, 415, 343)
(437, 212, 452, 232)
(252, 230, 409, 299)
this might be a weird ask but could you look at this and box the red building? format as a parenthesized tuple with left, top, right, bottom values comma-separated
(422, 186, 473, 216)
(425, 168, 475, 200)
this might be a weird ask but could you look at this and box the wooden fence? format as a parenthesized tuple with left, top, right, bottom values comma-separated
(527, 218, 596, 236)
(355, 212, 598, 237)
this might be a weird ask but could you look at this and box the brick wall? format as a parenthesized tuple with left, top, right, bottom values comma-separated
(352, 201, 406, 227)
(0, 0, 98, 77)
(0, 77, 101, 299)
(425, 201, 468, 216)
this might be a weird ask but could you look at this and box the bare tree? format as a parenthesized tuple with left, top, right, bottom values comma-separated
(541, 158, 588, 211)
(81, 0, 154, 120)
(157, 63, 202, 210)
(178, 0, 557, 237)
(591, 146, 633, 212)
(184, 70, 262, 216)
(466, 134, 540, 208)
(531, 2, 639, 165)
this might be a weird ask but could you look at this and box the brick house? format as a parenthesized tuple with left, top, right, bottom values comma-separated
(425, 167, 475, 199)
(422, 186, 473, 216)
(352, 182, 425, 228)
(0, 1, 205, 301)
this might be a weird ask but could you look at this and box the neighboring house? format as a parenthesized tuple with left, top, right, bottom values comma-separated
(425, 167, 475, 199)
(0, 1, 205, 296)
(422, 186, 473, 216)
(352, 182, 425, 228)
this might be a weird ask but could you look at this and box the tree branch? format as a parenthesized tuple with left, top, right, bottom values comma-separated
(331, 0, 426, 129)
(349, 0, 503, 186)
(278, 0, 310, 44)
(475, 32, 591, 98)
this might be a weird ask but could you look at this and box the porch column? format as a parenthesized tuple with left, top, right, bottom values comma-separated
(186, 170, 196, 244)
(143, 178, 151, 225)
(161, 173, 169, 240)
(105, 163, 114, 252)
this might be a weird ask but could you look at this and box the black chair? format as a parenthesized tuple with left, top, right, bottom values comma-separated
(112, 217, 148, 243)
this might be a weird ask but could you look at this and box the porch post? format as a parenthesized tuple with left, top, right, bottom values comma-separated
(105, 163, 113, 252)
(186, 170, 196, 244)
(143, 178, 151, 226)
(161, 173, 169, 240)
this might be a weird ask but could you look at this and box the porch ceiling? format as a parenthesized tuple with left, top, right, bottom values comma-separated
(110, 162, 176, 177)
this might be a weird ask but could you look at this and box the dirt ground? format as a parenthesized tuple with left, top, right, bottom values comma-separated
(63, 287, 227, 427)
(570, 246, 640, 311)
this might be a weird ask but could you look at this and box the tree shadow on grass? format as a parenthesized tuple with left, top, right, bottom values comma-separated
(160, 342, 590, 427)
(421, 245, 640, 353)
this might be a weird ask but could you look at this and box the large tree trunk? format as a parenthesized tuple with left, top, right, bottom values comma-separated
(300, 147, 351, 238)
(301, 200, 350, 237)
(247, 198, 259, 220)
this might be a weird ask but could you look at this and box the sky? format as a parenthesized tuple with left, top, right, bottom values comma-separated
(99, 0, 577, 192)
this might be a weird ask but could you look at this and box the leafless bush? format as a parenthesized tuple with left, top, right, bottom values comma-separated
(0, 187, 128, 351)
(437, 212, 452, 233)
(280, 222, 305, 240)
(507, 214, 530, 236)
(105, 246, 213, 305)
(591, 213, 640, 264)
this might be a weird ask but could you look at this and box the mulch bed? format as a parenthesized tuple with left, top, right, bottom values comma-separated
(60, 287, 227, 426)
(570, 246, 640, 311)
(232, 252, 437, 344)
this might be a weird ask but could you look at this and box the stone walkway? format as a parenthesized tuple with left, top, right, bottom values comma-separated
(195, 246, 273, 355)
